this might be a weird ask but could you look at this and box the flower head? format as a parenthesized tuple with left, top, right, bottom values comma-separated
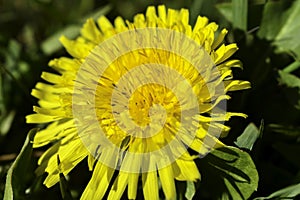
(27, 5, 250, 199)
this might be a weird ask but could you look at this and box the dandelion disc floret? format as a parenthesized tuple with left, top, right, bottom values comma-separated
(27, 5, 250, 200)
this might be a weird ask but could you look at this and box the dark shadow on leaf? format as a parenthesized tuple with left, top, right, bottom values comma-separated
(208, 154, 251, 183)
(194, 146, 257, 199)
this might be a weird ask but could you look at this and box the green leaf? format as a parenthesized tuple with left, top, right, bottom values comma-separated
(258, 0, 300, 58)
(254, 183, 300, 200)
(232, 0, 248, 31)
(283, 61, 300, 73)
(41, 25, 81, 55)
(234, 122, 262, 150)
(268, 124, 300, 137)
(216, 3, 233, 23)
(0, 110, 15, 136)
(278, 70, 300, 109)
(199, 146, 259, 199)
(189, 0, 221, 25)
(251, 0, 267, 5)
(185, 181, 196, 200)
(8, 39, 21, 59)
(258, 0, 291, 40)
(216, 0, 248, 31)
(4, 128, 38, 200)
(78, 0, 94, 16)
(79, 4, 112, 23)
(189, 0, 206, 23)
(5, 40, 21, 72)
(278, 70, 300, 88)
(0, 68, 5, 119)
(41, 5, 111, 55)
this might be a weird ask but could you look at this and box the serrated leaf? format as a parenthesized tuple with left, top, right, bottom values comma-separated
(4, 128, 38, 200)
(235, 122, 262, 150)
(254, 183, 300, 200)
(258, 0, 300, 58)
(202, 146, 259, 200)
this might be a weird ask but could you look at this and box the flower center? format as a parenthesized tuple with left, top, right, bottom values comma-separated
(128, 84, 178, 128)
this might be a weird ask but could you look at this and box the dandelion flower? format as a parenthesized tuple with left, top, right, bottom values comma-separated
(26, 5, 250, 200)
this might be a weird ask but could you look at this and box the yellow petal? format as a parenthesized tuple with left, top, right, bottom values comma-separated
(224, 80, 251, 92)
(189, 136, 220, 155)
(158, 165, 176, 200)
(81, 18, 102, 43)
(218, 59, 243, 75)
(158, 5, 167, 23)
(35, 82, 71, 94)
(81, 162, 115, 200)
(199, 95, 231, 113)
(121, 147, 142, 173)
(166, 9, 178, 27)
(128, 173, 139, 199)
(108, 172, 129, 200)
(41, 139, 88, 187)
(41, 72, 62, 84)
(87, 154, 96, 171)
(31, 88, 59, 101)
(33, 120, 75, 147)
(212, 28, 228, 50)
(26, 113, 61, 123)
(33, 106, 65, 117)
(214, 44, 239, 64)
(134, 14, 146, 28)
(206, 22, 218, 32)
(97, 16, 113, 33)
(173, 154, 200, 181)
(142, 171, 159, 200)
(48, 57, 81, 72)
(193, 16, 209, 33)
(114, 16, 128, 32)
(196, 112, 247, 123)
(37, 99, 60, 109)
(59, 36, 91, 59)
(146, 6, 157, 27)
(179, 8, 189, 25)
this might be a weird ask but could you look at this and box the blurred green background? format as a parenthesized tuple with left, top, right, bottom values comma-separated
(1, 0, 300, 199)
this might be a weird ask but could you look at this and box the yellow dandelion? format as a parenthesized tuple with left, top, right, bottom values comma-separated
(26, 5, 250, 200)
